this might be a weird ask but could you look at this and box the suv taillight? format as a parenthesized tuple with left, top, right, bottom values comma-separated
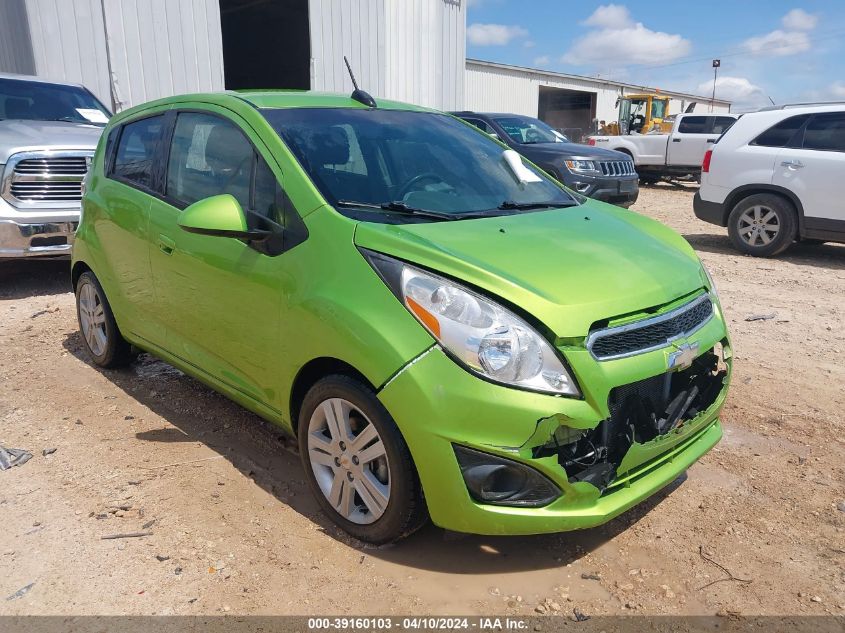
(587, 138, 596, 146)
(702, 149, 713, 173)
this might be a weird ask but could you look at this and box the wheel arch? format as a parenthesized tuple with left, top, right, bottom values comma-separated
(71, 260, 93, 291)
(289, 357, 375, 434)
(723, 184, 805, 233)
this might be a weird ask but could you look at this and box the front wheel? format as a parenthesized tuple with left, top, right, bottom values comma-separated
(297, 375, 427, 544)
(727, 194, 797, 257)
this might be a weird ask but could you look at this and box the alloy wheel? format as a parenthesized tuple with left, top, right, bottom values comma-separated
(306, 398, 391, 524)
(78, 281, 108, 357)
(737, 205, 780, 247)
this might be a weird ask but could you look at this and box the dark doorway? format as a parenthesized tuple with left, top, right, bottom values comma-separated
(538, 86, 596, 143)
(220, 0, 310, 90)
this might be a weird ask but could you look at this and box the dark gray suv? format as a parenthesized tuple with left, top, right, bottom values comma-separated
(452, 111, 638, 207)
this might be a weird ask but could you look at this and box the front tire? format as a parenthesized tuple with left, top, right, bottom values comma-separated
(75, 271, 135, 368)
(297, 375, 427, 544)
(727, 194, 797, 257)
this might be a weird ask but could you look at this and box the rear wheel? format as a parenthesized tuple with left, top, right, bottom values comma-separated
(727, 194, 796, 257)
(297, 375, 427, 544)
(75, 271, 135, 368)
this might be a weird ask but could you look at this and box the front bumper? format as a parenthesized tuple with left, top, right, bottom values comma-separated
(378, 305, 729, 535)
(0, 219, 77, 257)
(564, 173, 639, 208)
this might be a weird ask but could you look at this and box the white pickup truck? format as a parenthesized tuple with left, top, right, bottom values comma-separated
(586, 113, 739, 183)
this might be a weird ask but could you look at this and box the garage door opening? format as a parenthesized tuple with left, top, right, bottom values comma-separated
(219, 0, 310, 90)
(538, 86, 596, 143)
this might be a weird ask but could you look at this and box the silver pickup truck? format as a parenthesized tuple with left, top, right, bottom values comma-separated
(1, 73, 110, 258)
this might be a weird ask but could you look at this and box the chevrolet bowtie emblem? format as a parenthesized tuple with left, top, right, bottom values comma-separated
(667, 341, 699, 370)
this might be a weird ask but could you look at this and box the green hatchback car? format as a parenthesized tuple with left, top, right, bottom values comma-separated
(72, 90, 731, 543)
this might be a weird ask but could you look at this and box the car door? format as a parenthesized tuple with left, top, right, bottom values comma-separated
(147, 108, 286, 407)
(667, 115, 715, 166)
(773, 111, 845, 229)
(95, 113, 166, 344)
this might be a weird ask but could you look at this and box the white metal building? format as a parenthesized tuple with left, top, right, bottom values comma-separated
(465, 59, 731, 140)
(0, 0, 726, 126)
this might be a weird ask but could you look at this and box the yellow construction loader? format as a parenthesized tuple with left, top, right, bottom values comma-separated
(599, 94, 674, 136)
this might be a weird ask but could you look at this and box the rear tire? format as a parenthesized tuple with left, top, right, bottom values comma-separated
(727, 194, 796, 257)
(75, 271, 135, 368)
(297, 375, 427, 544)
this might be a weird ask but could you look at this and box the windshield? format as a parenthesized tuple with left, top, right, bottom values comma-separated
(493, 115, 570, 145)
(261, 108, 576, 220)
(0, 78, 111, 125)
(651, 99, 668, 119)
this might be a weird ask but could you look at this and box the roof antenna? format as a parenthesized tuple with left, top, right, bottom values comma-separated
(344, 56, 377, 108)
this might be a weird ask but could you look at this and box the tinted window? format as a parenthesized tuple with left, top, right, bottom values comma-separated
(0, 77, 111, 124)
(166, 113, 253, 210)
(802, 113, 845, 152)
(462, 117, 494, 134)
(253, 157, 283, 224)
(493, 115, 570, 143)
(752, 114, 809, 148)
(710, 117, 737, 135)
(111, 115, 165, 189)
(677, 116, 708, 134)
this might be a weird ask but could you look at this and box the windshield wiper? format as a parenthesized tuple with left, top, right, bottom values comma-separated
(336, 200, 461, 221)
(498, 200, 577, 211)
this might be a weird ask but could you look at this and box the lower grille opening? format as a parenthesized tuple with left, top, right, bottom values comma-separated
(538, 346, 727, 492)
(30, 236, 68, 248)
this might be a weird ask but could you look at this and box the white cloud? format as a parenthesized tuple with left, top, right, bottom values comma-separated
(697, 76, 766, 107)
(533, 55, 551, 67)
(467, 23, 528, 46)
(829, 81, 845, 98)
(744, 29, 811, 57)
(743, 9, 818, 57)
(562, 21, 691, 65)
(782, 8, 818, 31)
(523, 39, 536, 48)
(583, 4, 633, 29)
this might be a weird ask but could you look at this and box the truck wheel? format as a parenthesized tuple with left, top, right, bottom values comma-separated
(639, 175, 659, 185)
(727, 194, 796, 257)
(298, 375, 427, 544)
(75, 271, 135, 367)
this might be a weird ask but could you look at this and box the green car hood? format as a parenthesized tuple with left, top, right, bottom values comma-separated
(354, 204, 704, 337)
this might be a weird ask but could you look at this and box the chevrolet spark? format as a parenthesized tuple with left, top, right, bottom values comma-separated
(72, 91, 731, 544)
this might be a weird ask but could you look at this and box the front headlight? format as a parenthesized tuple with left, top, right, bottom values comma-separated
(364, 251, 579, 396)
(563, 159, 600, 174)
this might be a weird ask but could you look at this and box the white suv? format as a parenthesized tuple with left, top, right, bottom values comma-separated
(694, 104, 845, 257)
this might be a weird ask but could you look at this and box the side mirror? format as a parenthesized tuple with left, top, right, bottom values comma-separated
(178, 194, 271, 241)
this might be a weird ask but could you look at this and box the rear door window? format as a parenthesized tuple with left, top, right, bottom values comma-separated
(802, 112, 845, 152)
(677, 116, 708, 134)
(751, 114, 809, 148)
(111, 115, 165, 189)
(709, 117, 737, 135)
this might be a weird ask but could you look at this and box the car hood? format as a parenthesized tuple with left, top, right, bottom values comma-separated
(0, 120, 103, 160)
(354, 203, 704, 336)
(518, 142, 629, 162)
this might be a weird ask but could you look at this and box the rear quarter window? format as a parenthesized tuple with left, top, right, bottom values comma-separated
(802, 112, 845, 152)
(110, 115, 165, 189)
(751, 114, 809, 148)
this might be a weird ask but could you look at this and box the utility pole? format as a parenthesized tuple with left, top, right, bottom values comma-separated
(711, 59, 720, 113)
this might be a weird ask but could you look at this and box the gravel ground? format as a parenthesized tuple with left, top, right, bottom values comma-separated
(0, 184, 843, 617)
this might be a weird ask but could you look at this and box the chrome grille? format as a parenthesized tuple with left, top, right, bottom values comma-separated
(598, 160, 636, 177)
(587, 294, 714, 361)
(3, 152, 92, 206)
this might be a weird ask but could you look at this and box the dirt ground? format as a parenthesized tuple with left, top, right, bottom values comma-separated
(1, 184, 843, 617)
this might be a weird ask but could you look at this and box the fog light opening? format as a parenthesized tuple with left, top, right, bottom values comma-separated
(453, 445, 561, 507)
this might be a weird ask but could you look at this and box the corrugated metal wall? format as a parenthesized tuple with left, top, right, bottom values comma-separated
(465, 61, 731, 121)
(0, 0, 224, 111)
(310, 0, 464, 111)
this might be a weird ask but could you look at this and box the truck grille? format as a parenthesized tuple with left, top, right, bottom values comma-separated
(598, 160, 636, 176)
(587, 294, 714, 360)
(3, 153, 92, 206)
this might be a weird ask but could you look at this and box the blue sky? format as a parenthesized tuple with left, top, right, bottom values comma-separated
(466, 0, 845, 110)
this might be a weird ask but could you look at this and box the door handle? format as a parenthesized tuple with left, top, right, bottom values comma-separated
(781, 160, 804, 169)
(672, 138, 682, 142)
(706, 138, 717, 143)
(158, 234, 176, 255)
